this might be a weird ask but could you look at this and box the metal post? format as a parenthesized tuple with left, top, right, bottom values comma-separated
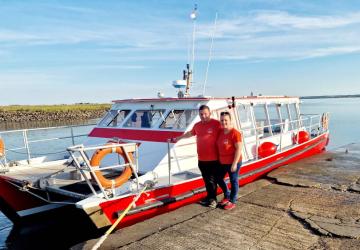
(167, 140, 171, 185)
(69, 151, 98, 196)
(264, 104, 273, 136)
(78, 149, 109, 199)
(23, 130, 31, 163)
(250, 104, 258, 160)
(276, 104, 283, 151)
(70, 127, 75, 145)
(233, 105, 250, 160)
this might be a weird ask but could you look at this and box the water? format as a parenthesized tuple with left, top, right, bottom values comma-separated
(300, 98, 360, 149)
(0, 98, 360, 249)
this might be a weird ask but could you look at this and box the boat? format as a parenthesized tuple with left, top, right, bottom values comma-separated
(0, 9, 330, 230)
(0, 73, 330, 230)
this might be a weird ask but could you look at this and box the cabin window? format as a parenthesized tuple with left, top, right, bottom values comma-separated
(160, 110, 197, 130)
(237, 104, 255, 137)
(123, 109, 166, 128)
(280, 104, 291, 131)
(98, 110, 131, 127)
(253, 104, 268, 137)
(289, 103, 300, 130)
(266, 104, 281, 134)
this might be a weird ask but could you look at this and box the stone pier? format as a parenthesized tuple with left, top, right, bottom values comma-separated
(75, 143, 360, 250)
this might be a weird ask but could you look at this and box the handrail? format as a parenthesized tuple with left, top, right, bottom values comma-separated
(165, 114, 323, 171)
(67, 142, 139, 199)
(0, 123, 95, 134)
(0, 123, 96, 164)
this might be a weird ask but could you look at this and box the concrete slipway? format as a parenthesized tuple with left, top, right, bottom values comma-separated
(74, 143, 360, 250)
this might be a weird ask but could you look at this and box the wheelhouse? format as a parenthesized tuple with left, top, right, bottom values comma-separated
(87, 96, 321, 188)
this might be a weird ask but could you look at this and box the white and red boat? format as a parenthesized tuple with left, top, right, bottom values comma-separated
(0, 8, 330, 229)
(0, 75, 330, 229)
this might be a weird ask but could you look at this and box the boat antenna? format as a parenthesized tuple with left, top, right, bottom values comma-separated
(185, 4, 197, 96)
(203, 12, 218, 96)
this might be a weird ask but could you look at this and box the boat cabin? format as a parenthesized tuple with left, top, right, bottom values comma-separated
(86, 95, 311, 188)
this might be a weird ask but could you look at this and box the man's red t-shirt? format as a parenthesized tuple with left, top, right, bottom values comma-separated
(217, 128, 242, 164)
(191, 119, 221, 161)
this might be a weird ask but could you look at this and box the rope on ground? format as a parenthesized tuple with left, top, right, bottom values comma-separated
(91, 182, 153, 250)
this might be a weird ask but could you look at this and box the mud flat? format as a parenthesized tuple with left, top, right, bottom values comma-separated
(75, 143, 360, 250)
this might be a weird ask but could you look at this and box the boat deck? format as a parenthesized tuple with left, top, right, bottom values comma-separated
(1, 161, 72, 184)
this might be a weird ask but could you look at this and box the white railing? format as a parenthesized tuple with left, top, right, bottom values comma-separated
(166, 114, 326, 179)
(67, 143, 140, 199)
(240, 114, 325, 160)
(0, 123, 96, 165)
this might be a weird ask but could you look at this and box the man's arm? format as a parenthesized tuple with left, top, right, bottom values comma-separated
(171, 131, 193, 143)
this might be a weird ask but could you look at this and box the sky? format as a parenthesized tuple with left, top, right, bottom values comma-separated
(1, 0, 360, 105)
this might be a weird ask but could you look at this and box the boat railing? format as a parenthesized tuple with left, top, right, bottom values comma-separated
(166, 113, 325, 180)
(0, 123, 96, 166)
(239, 113, 325, 160)
(67, 142, 139, 199)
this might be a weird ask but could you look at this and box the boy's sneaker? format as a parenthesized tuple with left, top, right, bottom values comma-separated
(219, 198, 230, 206)
(208, 199, 217, 208)
(223, 202, 236, 210)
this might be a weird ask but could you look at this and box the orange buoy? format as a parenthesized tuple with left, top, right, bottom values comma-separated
(0, 138, 4, 157)
(90, 144, 133, 189)
(294, 131, 310, 144)
(258, 142, 277, 158)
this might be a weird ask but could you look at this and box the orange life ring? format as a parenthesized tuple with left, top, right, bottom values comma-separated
(0, 138, 4, 157)
(90, 144, 133, 189)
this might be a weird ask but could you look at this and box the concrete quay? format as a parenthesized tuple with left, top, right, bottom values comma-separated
(75, 143, 360, 250)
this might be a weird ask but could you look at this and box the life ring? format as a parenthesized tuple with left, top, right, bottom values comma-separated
(0, 138, 4, 157)
(321, 113, 329, 130)
(90, 144, 133, 189)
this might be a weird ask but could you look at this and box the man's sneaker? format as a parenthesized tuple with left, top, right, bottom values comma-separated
(208, 199, 217, 209)
(219, 198, 230, 206)
(223, 202, 236, 210)
(199, 199, 210, 206)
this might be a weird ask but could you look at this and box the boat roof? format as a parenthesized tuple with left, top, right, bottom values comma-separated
(113, 95, 299, 103)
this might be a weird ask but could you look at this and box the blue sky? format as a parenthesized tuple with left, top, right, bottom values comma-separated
(1, 0, 360, 105)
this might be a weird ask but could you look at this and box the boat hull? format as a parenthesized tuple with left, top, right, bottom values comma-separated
(0, 132, 329, 229)
(93, 131, 329, 229)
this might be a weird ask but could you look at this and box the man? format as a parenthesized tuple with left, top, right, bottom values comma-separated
(172, 105, 221, 208)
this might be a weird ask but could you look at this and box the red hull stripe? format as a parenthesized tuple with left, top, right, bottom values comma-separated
(98, 132, 329, 228)
(88, 128, 183, 142)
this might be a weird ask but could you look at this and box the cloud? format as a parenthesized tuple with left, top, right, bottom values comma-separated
(254, 11, 360, 29)
(1, 8, 360, 63)
(298, 46, 360, 59)
(192, 11, 360, 61)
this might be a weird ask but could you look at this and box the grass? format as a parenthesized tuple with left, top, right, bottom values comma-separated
(0, 103, 111, 112)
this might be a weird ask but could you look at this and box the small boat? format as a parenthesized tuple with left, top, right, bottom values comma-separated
(0, 9, 330, 230)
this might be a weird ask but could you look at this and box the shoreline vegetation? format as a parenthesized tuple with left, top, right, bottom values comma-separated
(0, 103, 111, 122)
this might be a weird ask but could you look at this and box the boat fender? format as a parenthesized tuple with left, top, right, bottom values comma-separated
(321, 112, 329, 130)
(258, 142, 277, 158)
(90, 143, 133, 189)
(293, 131, 310, 144)
(0, 138, 4, 157)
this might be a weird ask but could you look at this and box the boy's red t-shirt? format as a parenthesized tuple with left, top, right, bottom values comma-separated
(191, 119, 221, 161)
(217, 128, 242, 164)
